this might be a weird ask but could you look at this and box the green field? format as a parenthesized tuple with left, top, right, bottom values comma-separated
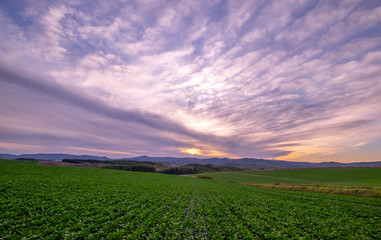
(0, 159, 39, 165)
(201, 168, 381, 187)
(1, 160, 380, 239)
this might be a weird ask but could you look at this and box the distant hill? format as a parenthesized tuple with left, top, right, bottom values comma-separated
(1, 153, 380, 169)
(126, 156, 381, 169)
(0, 153, 110, 161)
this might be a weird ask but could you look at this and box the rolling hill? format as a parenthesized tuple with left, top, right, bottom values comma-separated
(1, 153, 380, 169)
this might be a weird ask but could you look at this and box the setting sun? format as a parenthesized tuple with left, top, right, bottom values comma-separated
(180, 148, 234, 158)
(183, 148, 202, 155)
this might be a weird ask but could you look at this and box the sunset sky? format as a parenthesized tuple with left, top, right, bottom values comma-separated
(1, 0, 381, 162)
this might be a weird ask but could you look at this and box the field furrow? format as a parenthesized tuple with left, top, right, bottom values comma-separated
(1, 161, 380, 239)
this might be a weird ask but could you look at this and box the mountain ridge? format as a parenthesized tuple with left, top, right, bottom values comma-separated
(1, 153, 380, 169)
(0, 153, 110, 161)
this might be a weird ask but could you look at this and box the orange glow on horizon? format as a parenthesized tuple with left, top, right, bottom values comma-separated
(184, 148, 202, 155)
(181, 148, 229, 157)
(275, 152, 306, 161)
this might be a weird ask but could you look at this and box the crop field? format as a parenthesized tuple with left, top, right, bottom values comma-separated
(202, 167, 381, 187)
(1, 160, 380, 239)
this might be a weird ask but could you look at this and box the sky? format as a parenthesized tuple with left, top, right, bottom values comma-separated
(1, 0, 381, 162)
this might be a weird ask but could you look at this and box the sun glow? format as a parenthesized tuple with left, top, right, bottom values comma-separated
(180, 148, 234, 157)
(274, 143, 340, 162)
(183, 148, 202, 155)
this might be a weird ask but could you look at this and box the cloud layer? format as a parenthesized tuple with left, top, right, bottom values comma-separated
(1, 0, 381, 161)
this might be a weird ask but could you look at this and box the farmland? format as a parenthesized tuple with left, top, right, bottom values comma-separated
(201, 168, 381, 186)
(198, 168, 381, 198)
(1, 160, 380, 239)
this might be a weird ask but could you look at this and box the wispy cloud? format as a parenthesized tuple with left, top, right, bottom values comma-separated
(1, 0, 381, 161)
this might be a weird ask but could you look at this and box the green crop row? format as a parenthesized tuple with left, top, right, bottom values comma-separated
(0, 160, 380, 239)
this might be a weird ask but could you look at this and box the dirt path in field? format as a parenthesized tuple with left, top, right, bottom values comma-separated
(236, 173, 317, 183)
